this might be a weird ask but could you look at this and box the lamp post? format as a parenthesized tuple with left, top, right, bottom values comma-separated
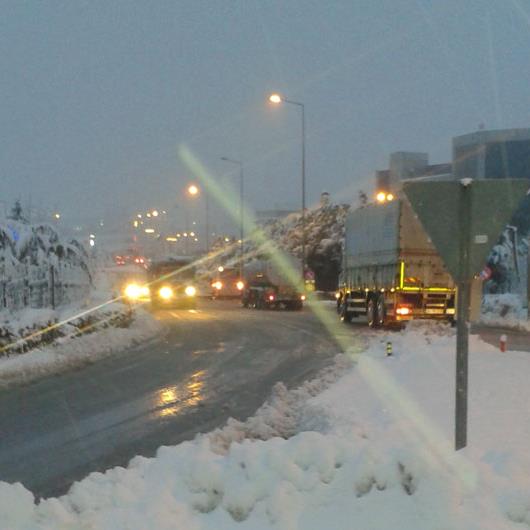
(186, 184, 199, 256)
(221, 157, 244, 277)
(268, 93, 306, 284)
(186, 183, 210, 254)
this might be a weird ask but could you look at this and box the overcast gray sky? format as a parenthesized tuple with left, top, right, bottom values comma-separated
(1, 0, 530, 231)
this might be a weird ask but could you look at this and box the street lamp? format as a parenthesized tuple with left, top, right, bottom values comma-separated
(268, 92, 306, 284)
(221, 156, 244, 277)
(186, 183, 209, 254)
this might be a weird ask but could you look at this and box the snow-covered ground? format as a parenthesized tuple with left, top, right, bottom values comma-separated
(3, 322, 530, 529)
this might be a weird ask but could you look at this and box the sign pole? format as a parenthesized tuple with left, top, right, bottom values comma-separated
(404, 178, 530, 451)
(455, 180, 471, 451)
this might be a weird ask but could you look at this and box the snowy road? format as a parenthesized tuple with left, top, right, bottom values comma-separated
(0, 300, 345, 499)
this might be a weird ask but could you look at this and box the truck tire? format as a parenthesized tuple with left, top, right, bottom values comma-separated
(340, 300, 353, 323)
(367, 299, 377, 328)
(256, 294, 265, 310)
(376, 296, 386, 327)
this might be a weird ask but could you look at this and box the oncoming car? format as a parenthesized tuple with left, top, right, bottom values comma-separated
(148, 257, 198, 309)
(210, 266, 245, 299)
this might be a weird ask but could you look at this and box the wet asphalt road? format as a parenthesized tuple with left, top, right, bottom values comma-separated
(0, 300, 345, 499)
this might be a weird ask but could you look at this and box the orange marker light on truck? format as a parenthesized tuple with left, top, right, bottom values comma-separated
(396, 306, 411, 316)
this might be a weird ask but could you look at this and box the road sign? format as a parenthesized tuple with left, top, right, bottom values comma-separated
(403, 179, 530, 282)
(404, 178, 530, 451)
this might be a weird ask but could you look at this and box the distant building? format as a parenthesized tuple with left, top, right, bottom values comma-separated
(453, 128, 530, 180)
(375, 152, 451, 193)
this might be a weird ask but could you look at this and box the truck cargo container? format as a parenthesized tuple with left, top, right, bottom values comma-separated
(337, 197, 456, 326)
(242, 255, 305, 310)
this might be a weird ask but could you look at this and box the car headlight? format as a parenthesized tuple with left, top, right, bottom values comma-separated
(124, 283, 141, 299)
(159, 286, 173, 299)
(185, 285, 196, 297)
(212, 281, 223, 290)
(236, 281, 245, 291)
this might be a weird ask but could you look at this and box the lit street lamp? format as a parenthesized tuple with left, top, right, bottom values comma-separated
(268, 92, 306, 283)
(221, 156, 244, 277)
(186, 183, 209, 254)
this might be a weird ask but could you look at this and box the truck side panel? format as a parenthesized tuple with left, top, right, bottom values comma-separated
(344, 201, 400, 269)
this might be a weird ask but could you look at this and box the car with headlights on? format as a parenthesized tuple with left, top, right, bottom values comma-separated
(210, 266, 245, 299)
(148, 257, 198, 309)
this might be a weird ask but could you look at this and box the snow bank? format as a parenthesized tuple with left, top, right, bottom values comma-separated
(480, 293, 530, 330)
(1, 324, 529, 528)
(0, 307, 162, 387)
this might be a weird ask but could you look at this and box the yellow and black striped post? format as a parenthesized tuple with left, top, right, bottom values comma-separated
(386, 341, 392, 356)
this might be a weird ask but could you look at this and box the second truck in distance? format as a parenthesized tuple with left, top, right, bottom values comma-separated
(242, 254, 305, 310)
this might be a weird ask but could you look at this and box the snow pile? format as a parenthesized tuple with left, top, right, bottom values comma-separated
(208, 354, 353, 452)
(0, 434, 464, 530)
(1, 325, 529, 528)
(0, 306, 162, 387)
(480, 293, 530, 330)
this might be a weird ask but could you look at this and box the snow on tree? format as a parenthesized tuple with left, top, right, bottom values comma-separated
(205, 202, 350, 290)
(0, 202, 92, 286)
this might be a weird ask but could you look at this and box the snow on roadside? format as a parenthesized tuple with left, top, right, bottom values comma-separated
(2, 322, 530, 528)
(480, 293, 530, 330)
(0, 307, 162, 388)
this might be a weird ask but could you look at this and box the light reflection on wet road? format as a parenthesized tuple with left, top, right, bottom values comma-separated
(0, 300, 344, 498)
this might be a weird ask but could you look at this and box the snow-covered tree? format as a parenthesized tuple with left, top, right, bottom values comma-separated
(205, 202, 350, 290)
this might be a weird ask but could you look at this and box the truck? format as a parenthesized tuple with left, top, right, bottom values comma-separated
(241, 254, 305, 310)
(337, 197, 456, 326)
(210, 266, 245, 299)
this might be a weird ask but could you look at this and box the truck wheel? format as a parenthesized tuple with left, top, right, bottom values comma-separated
(376, 296, 386, 327)
(367, 299, 377, 328)
(340, 300, 353, 323)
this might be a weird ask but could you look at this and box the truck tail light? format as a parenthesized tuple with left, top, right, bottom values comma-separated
(268, 294, 275, 301)
(396, 306, 411, 316)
